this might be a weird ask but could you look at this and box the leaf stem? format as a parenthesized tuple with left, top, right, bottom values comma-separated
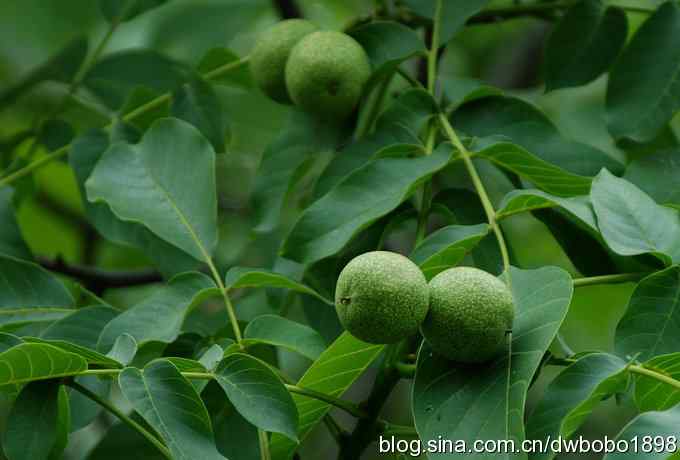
(394, 361, 416, 378)
(67, 379, 172, 459)
(0, 56, 250, 191)
(285, 384, 369, 419)
(258, 429, 272, 460)
(628, 365, 680, 391)
(437, 113, 511, 273)
(572, 272, 646, 288)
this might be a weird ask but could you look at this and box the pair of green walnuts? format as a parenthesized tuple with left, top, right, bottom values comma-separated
(335, 251, 515, 364)
(250, 19, 371, 119)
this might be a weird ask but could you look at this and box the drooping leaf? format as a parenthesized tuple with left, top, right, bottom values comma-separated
(281, 143, 452, 265)
(454, 96, 623, 176)
(625, 148, 680, 208)
(0, 188, 31, 260)
(84, 50, 190, 108)
(69, 129, 199, 278)
(224, 267, 333, 305)
(349, 21, 425, 91)
(634, 353, 680, 412)
(544, 0, 627, 91)
(119, 359, 225, 460)
(172, 76, 226, 153)
(40, 305, 119, 349)
(252, 110, 345, 233)
(86, 118, 218, 262)
(243, 315, 326, 361)
(603, 405, 680, 460)
(591, 169, 680, 265)
(440, 76, 502, 111)
(270, 333, 384, 459)
(0, 255, 74, 329)
(410, 223, 490, 280)
(526, 353, 629, 460)
(97, 272, 217, 352)
(99, 0, 168, 23)
(3, 380, 63, 460)
(606, 1, 680, 142)
(471, 138, 593, 196)
(401, 0, 491, 44)
(214, 353, 298, 441)
(615, 267, 680, 361)
(413, 267, 573, 459)
(0, 343, 87, 386)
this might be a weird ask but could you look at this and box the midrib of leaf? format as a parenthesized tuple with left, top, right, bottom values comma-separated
(0, 307, 73, 314)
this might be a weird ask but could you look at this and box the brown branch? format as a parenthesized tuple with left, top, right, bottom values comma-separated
(38, 256, 162, 291)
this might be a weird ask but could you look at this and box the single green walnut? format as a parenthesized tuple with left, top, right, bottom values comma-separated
(335, 251, 429, 344)
(421, 267, 514, 363)
(285, 31, 371, 119)
(250, 19, 319, 103)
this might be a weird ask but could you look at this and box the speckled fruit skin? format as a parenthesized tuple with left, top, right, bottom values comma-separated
(421, 267, 514, 363)
(335, 251, 429, 344)
(285, 31, 371, 119)
(250, 19, 319, 103)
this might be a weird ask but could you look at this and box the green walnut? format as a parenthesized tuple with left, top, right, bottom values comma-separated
(250, 19, 319, 103)
(335, 251, 429, 344)
(421, 267, 515, 363)
(285, 31, 371, 119)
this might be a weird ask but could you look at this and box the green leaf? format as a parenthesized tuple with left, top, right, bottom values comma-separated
(243, 315, 326, 361)
(606, 1, 680, 142)
(0, 188, 31, 260)
(0, 332, 23, 352)
(0, 37, 88, 109)
(544, 0, 627, 91)
(0, 343, 87, 386)
(281, 143, 452, 265)
(616, 266, 680, 361)
(454, 96, 623, 176)
(119, 359, 225, 460)
(252, 110, 345, 233)
(70, 129, 199, 278)
(634, 353, 680, 412)
(41, 305, 119, 349)
(99, 0, 168, 23)
(591, 169, 680, 265)
(84, 50, 190, 108)
(471, 138, 593, 196)
(225, 267, 333, 305)
(0, 255, 74, 329)
(86, 118, 218, 262)
(315, 88, 436, 198)
(526, 353, 629, 460)
(39, 119, 75, 152)
(401, 0, 491, 44)
(349, 21, 425, 91)
(87, 422, 166, 460)
(410, 223, 490, 280)
(413, 266, 573, 459)
(603, 405, 680, 460)
(270, 333, 384, 459)
(69, 375, 110, 432)
(625, 148, 680, 208)
(214, 353, 298, 441)
(106, 333, 138, 366)
(440, 76, 502, 111)
(97, 272, 217, 352)
(25, 337, 122, 368)
(3, 381, 63, 460)
(497, 189, 597, 231)
(172, 76, 226, 153)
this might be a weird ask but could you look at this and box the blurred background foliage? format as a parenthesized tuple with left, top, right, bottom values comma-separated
(0, 1, 675, 458)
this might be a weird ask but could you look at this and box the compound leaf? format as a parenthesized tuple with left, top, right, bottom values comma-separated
(0, 343, 87, 386)
(603, 405, 680, 460)
(243, 315, 326, 361)
(634, 353, 680, 412)
(224, 267, 333, 305)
